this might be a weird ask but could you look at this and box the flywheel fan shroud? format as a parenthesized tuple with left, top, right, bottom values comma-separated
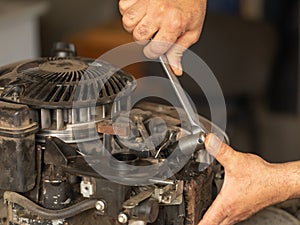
(0, 57, 136, 109)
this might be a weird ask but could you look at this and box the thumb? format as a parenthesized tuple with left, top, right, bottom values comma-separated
(166, 48, 183, 76)
(205, 133, 236, 167)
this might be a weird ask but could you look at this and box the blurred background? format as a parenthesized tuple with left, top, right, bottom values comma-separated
(0, 0, 298, 163)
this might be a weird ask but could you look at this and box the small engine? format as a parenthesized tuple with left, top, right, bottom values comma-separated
(0, 43, 227, 225)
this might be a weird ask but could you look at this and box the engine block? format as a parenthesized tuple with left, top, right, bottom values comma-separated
(0, 43, 226, 225)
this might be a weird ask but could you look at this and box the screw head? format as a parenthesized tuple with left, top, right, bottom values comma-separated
(95, 200, 106, 211)
(118, 212, 128, 224)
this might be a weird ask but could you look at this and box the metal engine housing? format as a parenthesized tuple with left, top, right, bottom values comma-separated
(0, 43, 226, 225)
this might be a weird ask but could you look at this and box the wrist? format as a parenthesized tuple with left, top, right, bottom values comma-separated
(284, 161, 300, 199)
(272, 161, 300, 201)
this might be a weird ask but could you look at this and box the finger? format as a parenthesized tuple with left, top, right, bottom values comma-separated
(164, 31, 198, 76)
(132, 16, 159, 44)
(143, 10, 184, 59)
(204, 133, 236, 167)
(165, 43, 185, 76)
(143, 28, 182, 59)
(122, 1, 147, 33)
(167, 31, 200, 76)
(198, 195, 227, 225)
(119, 0, 139, 15)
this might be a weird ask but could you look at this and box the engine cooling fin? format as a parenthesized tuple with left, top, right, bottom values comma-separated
(0, 57, 135, 109)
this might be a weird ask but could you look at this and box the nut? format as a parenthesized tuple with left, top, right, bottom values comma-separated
(95, 200, 106, 211)
(118, 212, 128, 224)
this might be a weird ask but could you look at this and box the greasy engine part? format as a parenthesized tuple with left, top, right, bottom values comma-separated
(0, 101, 38, 193)
(0, 42, 227, 225)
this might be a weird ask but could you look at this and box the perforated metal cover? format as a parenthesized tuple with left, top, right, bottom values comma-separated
(0, 57, 135, 109)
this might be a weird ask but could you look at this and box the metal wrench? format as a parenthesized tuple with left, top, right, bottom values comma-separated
(159, 55, 207, 143)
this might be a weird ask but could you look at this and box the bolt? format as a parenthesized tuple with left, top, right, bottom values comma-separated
(95, 200, 106, 211)
(118, 212, 128, 224)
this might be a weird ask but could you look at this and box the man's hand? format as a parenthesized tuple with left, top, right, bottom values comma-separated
(199, 134, 292, 225)
(119, 0, 207, 75)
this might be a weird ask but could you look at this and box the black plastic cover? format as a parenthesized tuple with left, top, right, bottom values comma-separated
(0, 101, 38, 192)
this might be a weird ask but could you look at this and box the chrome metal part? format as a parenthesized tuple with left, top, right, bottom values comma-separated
(36, 120, 102, 143)
(148, 179, 175, 185)
(118, 213, 129, 224)
(123, 187, 155, 209)
(95, 200, 106, 211)
(152, 181, 184, 205)
(155, 130, 177, 158)
(128, 220, 146, 225)
(80, 180, 94, 198)
(159, 55, 208, 138)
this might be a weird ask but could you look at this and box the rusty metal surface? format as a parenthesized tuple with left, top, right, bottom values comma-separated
(184, 167, 214, 225)
(0, 136, 36, 192)
(97, 120, 130, 136)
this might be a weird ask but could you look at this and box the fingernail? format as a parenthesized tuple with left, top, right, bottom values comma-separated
(205, 134, 222, 156)
(172, 63, 183, 76)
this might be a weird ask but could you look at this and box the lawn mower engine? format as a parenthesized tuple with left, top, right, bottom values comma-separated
(0, 43, 226, 225)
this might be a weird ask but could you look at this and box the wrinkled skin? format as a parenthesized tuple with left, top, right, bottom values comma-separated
(199, 133, 300, 225)
(119, 0, 207, 75)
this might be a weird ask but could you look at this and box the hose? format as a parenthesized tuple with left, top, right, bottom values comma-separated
(4, 191, 98, 220)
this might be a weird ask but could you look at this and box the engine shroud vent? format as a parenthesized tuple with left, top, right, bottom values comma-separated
(0, 57, 135, 109)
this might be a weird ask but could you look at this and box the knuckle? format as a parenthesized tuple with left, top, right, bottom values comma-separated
(169, 16, 183, 31)
(157, 2, 168, 14)
(123, 9, 138, 26)
(165, 10, 184, 31)
(122, 11, 140, 30)
(133, 24, 150, 41)
(122, 16, 132, 27)
(122, 17, 134, 32)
